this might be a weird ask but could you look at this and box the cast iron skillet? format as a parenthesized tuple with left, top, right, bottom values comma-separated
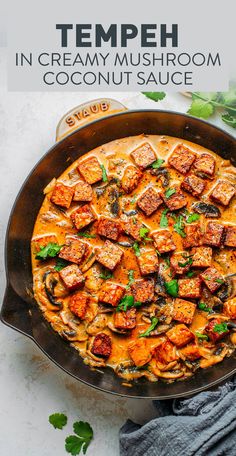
(1, 100, 236, 399)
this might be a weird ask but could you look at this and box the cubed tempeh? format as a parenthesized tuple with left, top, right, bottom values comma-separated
(183, 223, 202, 248)
(97, 217, 121, 241)
(166, 324, 194, 347)
(78, 156, 103, 184)
(203, 222, 224, 247)
(114, 308, 136, 330)
(137, 187, 163, 216)
(137, 249, 159, 275)
(131, 142, 156, 169)
(210, 180, 235, 206)
(168, 144, 196, 174)
(191, 246, 212, 268)
(194, 153, 216, 176)
(73, 180, 93, 202)
(51, 183, 74, 208)
(200, 267, 224, 293)
(96, 240, 124, 270)
(181, 174, 206, 197)
(59, 238, 88, 264)
(178, 277, 202, 299)
(121, 165, 143, 194)
(131, 279, 155, 303)
(59, 264, 84, 291)
(152, 229, 176, 254)
(71, 204, 96, 230)
(224, 226, 236, 248)
(173, 298, 196, 324)
(99, 281, 125, 306)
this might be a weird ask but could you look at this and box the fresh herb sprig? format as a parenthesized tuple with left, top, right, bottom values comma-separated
(126, 270, 135, 289)
(139, 317, 159, 338)
(100, 164, 108, 182)
(116, 295, 142, 312)
(65, 421, 93, 455)
(164, 279, 178, 297)
(77, 231, 96, 239)
(49, 413, 68, 430)
(36, 243, 62, 260)
(213, 322, 228, 334)
(54, 258, 70, 271)
(132, 241, 141, 257)
(99, 271, 113, 280)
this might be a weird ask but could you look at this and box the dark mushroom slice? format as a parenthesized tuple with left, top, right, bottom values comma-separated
(43, 271, 65, 309)
(60, 329, 78, 341)
(108, 185, 120, 216)
(150, 167, 170, 187)
(192, 202, 221, 218)
(123, 210, 137, 216)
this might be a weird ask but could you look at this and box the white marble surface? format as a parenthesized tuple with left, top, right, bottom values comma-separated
(0, 47, 235, 455)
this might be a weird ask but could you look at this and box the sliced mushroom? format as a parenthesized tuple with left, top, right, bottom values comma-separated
(43, 271, 66, 309)
(192, 202, 221, 218)
(150, 167, 170, 187)
(149, 324, 172, 336)
(86, 314, 108, 335)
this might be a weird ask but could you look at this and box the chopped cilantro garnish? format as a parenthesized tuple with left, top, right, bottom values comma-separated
(165, 188, 176, 199)
(132, 241, 141, 257)
(164, 279, 178, 297)
(99, 271, 113, 280)
(36, 243, 62, 260)
(215, 279, 224, 284)
(186, 213, 200, 224)
(213, 322, 228, 334)
(152, 158, 165, 169)
(139, 317, 159, 338)
(100, 164, 108, 182)
(54, 258, 70, 271)
(126, 270, 135, 289)
(139, 227, 152, 241)
(160, 208, 169, 228)
(116, 295, 142, 312)
(195, 332, 209, 340)
(77, 231, 96, 238)
(173, 215, 186, 238)
(198, 302, 211, 312)
(186, 271, 195, 278)
(49, 413, 68, 430)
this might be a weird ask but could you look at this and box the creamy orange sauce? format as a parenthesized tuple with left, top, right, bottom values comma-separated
(31, 134, 236, 383)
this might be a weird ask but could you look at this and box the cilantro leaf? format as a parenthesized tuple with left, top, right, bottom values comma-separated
(65, 436, 83, 455)
(178, 258, 193, 268)
(65, 421, 93, 455)
(132, 241, 141, 257)
(99, 271, 113, 280)
(100, 164, 108, 182)
(165, 188, 176, 199)
(126, 270, 135, 289)
(215, 278, 224, 284)
(139, 227, 152, 241)
(213, 322, 228, 334)
(160, 208, 169, 228)
(188, 93, 217, 119)
(195, 332, 209, 340)
(139, 317, 159, 338)
(186, 213, 200, 224)
(142, 92, 166, 102)
(186, 271, 195, 278)
(49, 413, 67, 430)
(173, 215, 186, 238)
(164, 279, 178, 297)
(116, 295, 142, 312)
(54, 258, 70, 271)
(152, 158, 165, 169)
(78, 231, 96, 239)
(198, 302, 211, 312)
(222, 114, 236, 129)
(36, 243, 62, 260)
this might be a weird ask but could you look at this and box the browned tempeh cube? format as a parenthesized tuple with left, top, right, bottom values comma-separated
(78, 156, 103, 184)
(69, 291, 89, 320)
(131, 142, 156, 169)
(152, 230, 176, 254)
(131, 279, 155, 303)
(181, 174, 206, 197)
(137, 187, 163, 216)
(173, 298, 196, 324)
(166, 324, 194, 347)
(59, 238, 88, 264)
(51, 183, 74, 209)
(97, 217, 121, 241)
(210, 180, 235, 206)
(191, 246, 212, 268)
(161, 189, 187, 211)
(137, 249, 159, 276)
(205, 318, 229, 343)
(123, 218, 146, 241)
(73, 180, 93, 202)
(224, 225, 236, 248)
(180, 344, 202, 361)
(170, 252, 192, 275)
(203, 222, 224, 247)
(168, 144, 196, 174)
(71, 204, 96, 230)
(91, 333, 112, 358)
(153, 340, 178, 364)
(194, 153, 216, 177)
(200, 267, 224, 293)
(121, 165, 143, 194)
(128, 338, 152, 366)
(59, 264, 84, 291)
(98, 281, 125, 306)
(96, 240, 124, 270)
(114, 308, 137, 330)
(178, 277, 202, 299)
(183, 223, 202, 249)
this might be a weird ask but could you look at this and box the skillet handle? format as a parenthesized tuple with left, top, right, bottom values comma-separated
(1, 284, 33, 339)
(56, 98, 127, 142)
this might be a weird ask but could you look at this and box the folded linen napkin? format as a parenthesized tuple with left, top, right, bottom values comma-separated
(120, 377, 236, 456)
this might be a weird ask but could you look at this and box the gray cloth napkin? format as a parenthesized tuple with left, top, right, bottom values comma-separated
(120, 377, 236, 456)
